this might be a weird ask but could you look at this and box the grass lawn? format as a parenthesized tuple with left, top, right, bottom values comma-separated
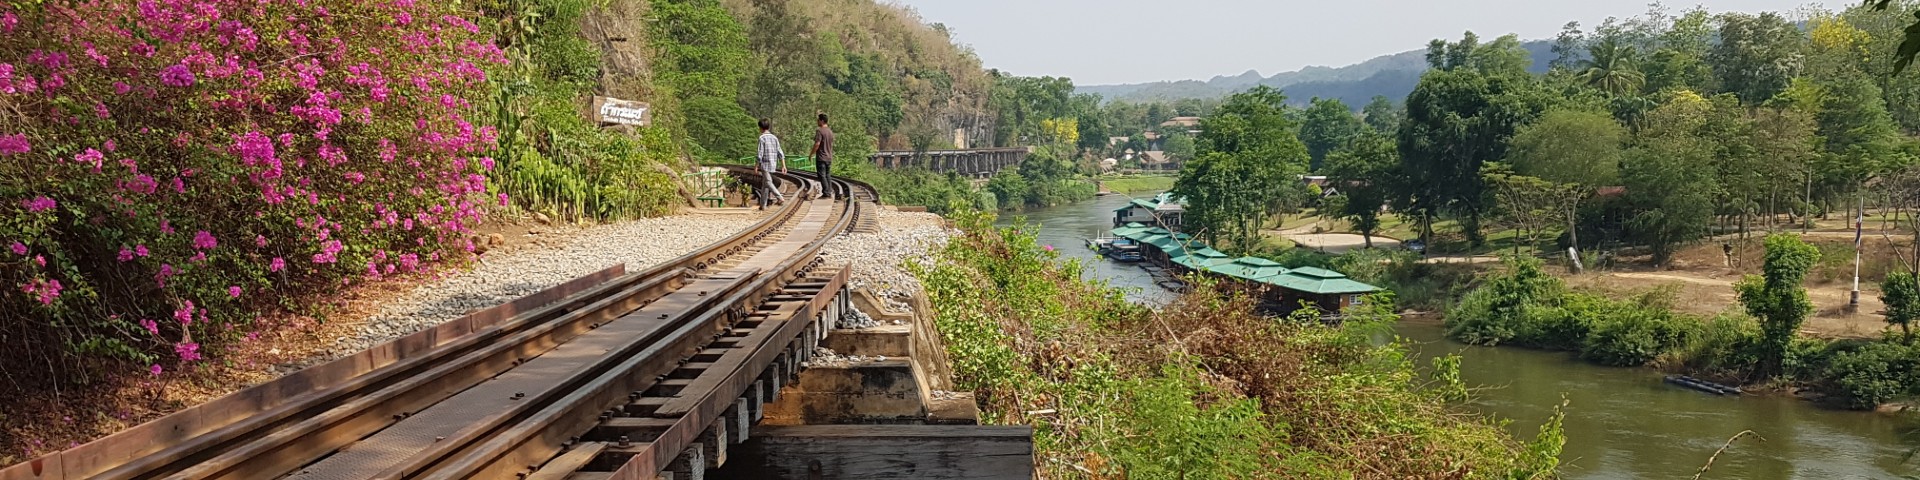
(1100, 175, 1176, 194)
(1265, 211, 1559, 257)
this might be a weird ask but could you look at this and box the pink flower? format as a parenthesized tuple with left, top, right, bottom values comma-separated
(33, 255, 44, 267)
(269, 257, 285, 272)
(174, 301, 195, 325)
(228, 286, 241, 298)
(148, 364, 163, 377)
(497, 193, 509, 206)
(254, 235, 268, 248)
(174, 342, 201, 362)
(73, 149, 104, 169)
(155, 263, 175, 287)
(35, 280, 60, 305)
(192, 231, 217, 249)
(0, 134, 27, 155)
(118, 247, 134, 262)
(139, 318, 159, 335)
(94, 103, 110, 119)
(23, 196, 55, 212)
(9, 242, 23, 255)
(135, 244, 149, 257)
(159, 64, 196, 87)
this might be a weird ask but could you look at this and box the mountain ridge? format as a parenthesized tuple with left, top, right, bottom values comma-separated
(1078, 39, 1555, 106)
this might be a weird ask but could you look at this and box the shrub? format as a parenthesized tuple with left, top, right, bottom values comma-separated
(1665, 313, 1763, 376)
(1445, 257, 1565, 345)
(0, 1, 502, 385)
(1822, 341, 1920, 409)
(1580, 301, 1691, 367)
(478, 0, 682, 220)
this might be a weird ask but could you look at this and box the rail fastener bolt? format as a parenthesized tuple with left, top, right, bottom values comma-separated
(618, 435, 632, 448)
(512, 392, 525, 400)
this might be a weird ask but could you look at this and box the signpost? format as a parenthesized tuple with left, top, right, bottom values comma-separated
(591, 96, 651, 127)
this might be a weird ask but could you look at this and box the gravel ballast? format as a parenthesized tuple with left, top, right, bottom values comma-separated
(820, 208, 952, 328)
(292, 213, 767, 369)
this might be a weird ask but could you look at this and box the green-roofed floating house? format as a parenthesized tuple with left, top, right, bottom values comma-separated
(1113, 222, 1380, 314)
(1112, 192, 1185, 230)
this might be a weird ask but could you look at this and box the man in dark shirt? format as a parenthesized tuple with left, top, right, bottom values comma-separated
(811, 113, 837, 201)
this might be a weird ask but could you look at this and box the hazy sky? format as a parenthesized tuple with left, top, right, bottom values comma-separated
(889, 0, 1818, 85)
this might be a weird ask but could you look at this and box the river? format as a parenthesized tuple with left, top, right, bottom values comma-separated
(1007, 193, 1920, 479)
(994, 192, 1177, 306)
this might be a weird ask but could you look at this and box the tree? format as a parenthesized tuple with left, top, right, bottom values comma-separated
(1039, 117, 1080, 147)
(1506, 108, 1627, 186)
(1172, 86, 1312, 249)
(1575, 37, 1647, 96)
(1484, 166, 1579, 256)
(1848, 3, 1920, 133)
(1623, 92, 1719, 265)
(1882, 271, 1920, 341)
(1361, 95, 1402, 132)
(1709, 12, 1805, 104)
(1397, 32, 1550, 246)
(1322, 134, 1398, 247)
(1863, 0, 1920, 72)
(1813, 74, 1901, 156)
(1163, 131, 1196, 161)
(1550, 21, 1588, 72)
(1503, 108, 1625, 256)
(1642, 47, 1717, 93)
(1736, 234, 1821, 380)
(985, 169, 1031, 211)
(1299, 98, 1364, 171)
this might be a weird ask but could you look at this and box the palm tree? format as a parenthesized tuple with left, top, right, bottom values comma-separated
(1576, 38, 1647, 96)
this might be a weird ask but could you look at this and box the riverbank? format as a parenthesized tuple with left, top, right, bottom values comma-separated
(1398, 321, 1920, 478)
(1098, 174, 1176, 194)
(1445, 248, 1920, 414)
(918, 212, 1561, 478)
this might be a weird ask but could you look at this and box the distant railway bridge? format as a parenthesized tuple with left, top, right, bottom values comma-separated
(869, 147, 1031, 178)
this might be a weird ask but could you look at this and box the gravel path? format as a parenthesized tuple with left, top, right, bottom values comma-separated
(820, 208, 952, 328)
(285, 212, 768, 371)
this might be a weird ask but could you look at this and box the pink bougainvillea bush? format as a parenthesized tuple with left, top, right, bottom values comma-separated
(0, 0, 505, 391)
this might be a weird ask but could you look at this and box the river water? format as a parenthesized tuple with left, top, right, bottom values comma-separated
(994, 192, 1177, 306)
(1007, 194, 1920, 479)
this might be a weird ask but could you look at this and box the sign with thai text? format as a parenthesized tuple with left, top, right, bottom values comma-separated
(591, 96, 651, 127)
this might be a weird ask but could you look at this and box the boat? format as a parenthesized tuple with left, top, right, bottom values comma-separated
(1087, 232, 1143, 258)
(1109, 247, 1143, 262)
(1663, 375, 1744, 396)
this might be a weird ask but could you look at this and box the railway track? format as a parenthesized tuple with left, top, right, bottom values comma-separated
(4, 168, 880, 480)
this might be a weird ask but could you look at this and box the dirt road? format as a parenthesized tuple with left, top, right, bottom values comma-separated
(1573, 271, 1890, 339)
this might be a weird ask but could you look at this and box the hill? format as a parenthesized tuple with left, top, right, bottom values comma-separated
(1080, 39, 1555, 107)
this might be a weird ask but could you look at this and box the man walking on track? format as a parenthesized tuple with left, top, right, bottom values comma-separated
(812, 113, 837, 201)
(756, 118, 787, 210)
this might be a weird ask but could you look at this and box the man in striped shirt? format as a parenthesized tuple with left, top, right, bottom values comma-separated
(756, 118, 787, 210)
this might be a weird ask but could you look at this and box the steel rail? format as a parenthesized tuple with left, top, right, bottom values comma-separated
(416, 180, 863, 479)
(0, 170, 820, 480)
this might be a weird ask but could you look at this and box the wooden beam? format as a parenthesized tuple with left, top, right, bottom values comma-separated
(714, 425, 1032, 479)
